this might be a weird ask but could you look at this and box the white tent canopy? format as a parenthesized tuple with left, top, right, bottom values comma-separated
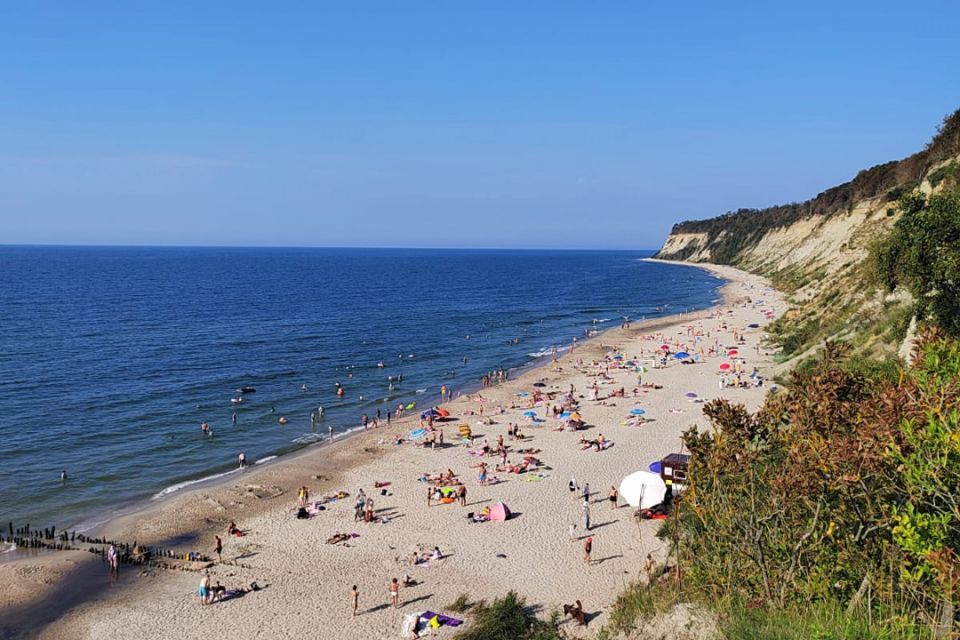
(619, 470, 667, 509)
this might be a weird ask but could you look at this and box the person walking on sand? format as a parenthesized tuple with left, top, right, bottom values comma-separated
(214, 535, 223, 563)
(351, 585, 359, 617)
(569, 477, 578, 497)
(582, 500, 591, 531)
(582, 481, 590, 502)
(389, 578, 400, 608)
(608, 485, 618, 509)
(583, 537, 593, 565)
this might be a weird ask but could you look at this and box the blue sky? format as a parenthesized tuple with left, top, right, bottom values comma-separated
(1, 2, 958, 249)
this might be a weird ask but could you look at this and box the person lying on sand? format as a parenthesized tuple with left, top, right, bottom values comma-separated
(326, 533, 353, 545)
(496, 459, 530, 474)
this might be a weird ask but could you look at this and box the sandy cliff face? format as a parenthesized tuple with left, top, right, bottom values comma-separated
(654, 151, 960, 365)
(656, 154, 960, 277)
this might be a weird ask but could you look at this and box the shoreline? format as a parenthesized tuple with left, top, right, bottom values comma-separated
(2, 260, 779, 639)
(15, 259, 727, 539)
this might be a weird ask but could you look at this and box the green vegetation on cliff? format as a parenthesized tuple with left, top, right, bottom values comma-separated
(606, 333, 960, 639)
(608, 109, 960, 640)
(873, 188, 960, 335)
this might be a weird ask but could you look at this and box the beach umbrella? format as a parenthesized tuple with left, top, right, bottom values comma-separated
(748, 323, 760, 329)
(660, 345, 670, 351)
(569, 412, 582, 421)
(727, 349, 739, 356)
(629, 408, 646, 416)
(613, 354, 624, 360)
(559, 412, 571, 419)
(488, 502, 511, 522)
(421, 409, 439, 419)
(719, 363, 731, 371)
(685, 392, 698, 398)
(523, 410, 537, 417)
(619, 471, 667, 509)
(648, 460, 663, 474)
(436, 408, 450, 418)
(673, 352, 689, 359)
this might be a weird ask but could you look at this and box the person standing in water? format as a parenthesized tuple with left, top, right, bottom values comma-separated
(238, 452, 246, 469)
(107, 544, 119, 574)
(328, 424, 334, 442)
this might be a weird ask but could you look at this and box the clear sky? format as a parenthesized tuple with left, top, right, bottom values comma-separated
(2, 2, 958, 249)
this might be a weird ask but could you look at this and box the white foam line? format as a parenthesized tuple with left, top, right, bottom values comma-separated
(152, 467, 241, 500)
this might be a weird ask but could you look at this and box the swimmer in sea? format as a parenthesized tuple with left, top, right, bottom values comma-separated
(60, 470, 67, 481)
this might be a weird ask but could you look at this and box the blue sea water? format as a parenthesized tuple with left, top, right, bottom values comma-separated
(0, 247, 723, 530)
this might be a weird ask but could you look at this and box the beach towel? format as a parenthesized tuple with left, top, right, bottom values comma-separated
(421, 611, 463, 627)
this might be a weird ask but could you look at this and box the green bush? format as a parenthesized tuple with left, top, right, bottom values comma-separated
(872, 188, 960, 335)
(452, 590, 567, 640)
(665, 333, 960, 633)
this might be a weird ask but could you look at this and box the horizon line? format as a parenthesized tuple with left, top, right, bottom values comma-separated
(0, 243, 659, 252)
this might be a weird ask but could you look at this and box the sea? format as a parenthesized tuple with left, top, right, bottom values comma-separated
(0, 247, 723, 532)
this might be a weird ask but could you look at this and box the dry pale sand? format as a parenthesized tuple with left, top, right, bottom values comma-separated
(13, 263, 783, 640)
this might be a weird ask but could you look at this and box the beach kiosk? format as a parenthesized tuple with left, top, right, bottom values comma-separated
(659, 453, 689, 495)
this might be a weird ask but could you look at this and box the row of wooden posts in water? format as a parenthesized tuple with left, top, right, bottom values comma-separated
(4, 522, 213, 570)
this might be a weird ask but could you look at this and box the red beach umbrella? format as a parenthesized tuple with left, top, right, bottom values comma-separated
(719, 362, 731, 371)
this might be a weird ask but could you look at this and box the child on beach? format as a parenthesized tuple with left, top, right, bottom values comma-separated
(390, 578, 400, 608)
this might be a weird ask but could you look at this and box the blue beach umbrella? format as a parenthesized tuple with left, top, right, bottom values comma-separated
(648, 460, 663, 474)
(630, 408, 646, 416)
(673, 352, 689, 359)
(559, 412, 571, 419)
(523, 410, 537, 417)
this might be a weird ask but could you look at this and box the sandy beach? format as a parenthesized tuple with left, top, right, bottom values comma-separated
(1, 262, 783, 639)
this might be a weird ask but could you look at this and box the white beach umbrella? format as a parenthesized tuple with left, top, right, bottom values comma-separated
(618, 470, 667, 509)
